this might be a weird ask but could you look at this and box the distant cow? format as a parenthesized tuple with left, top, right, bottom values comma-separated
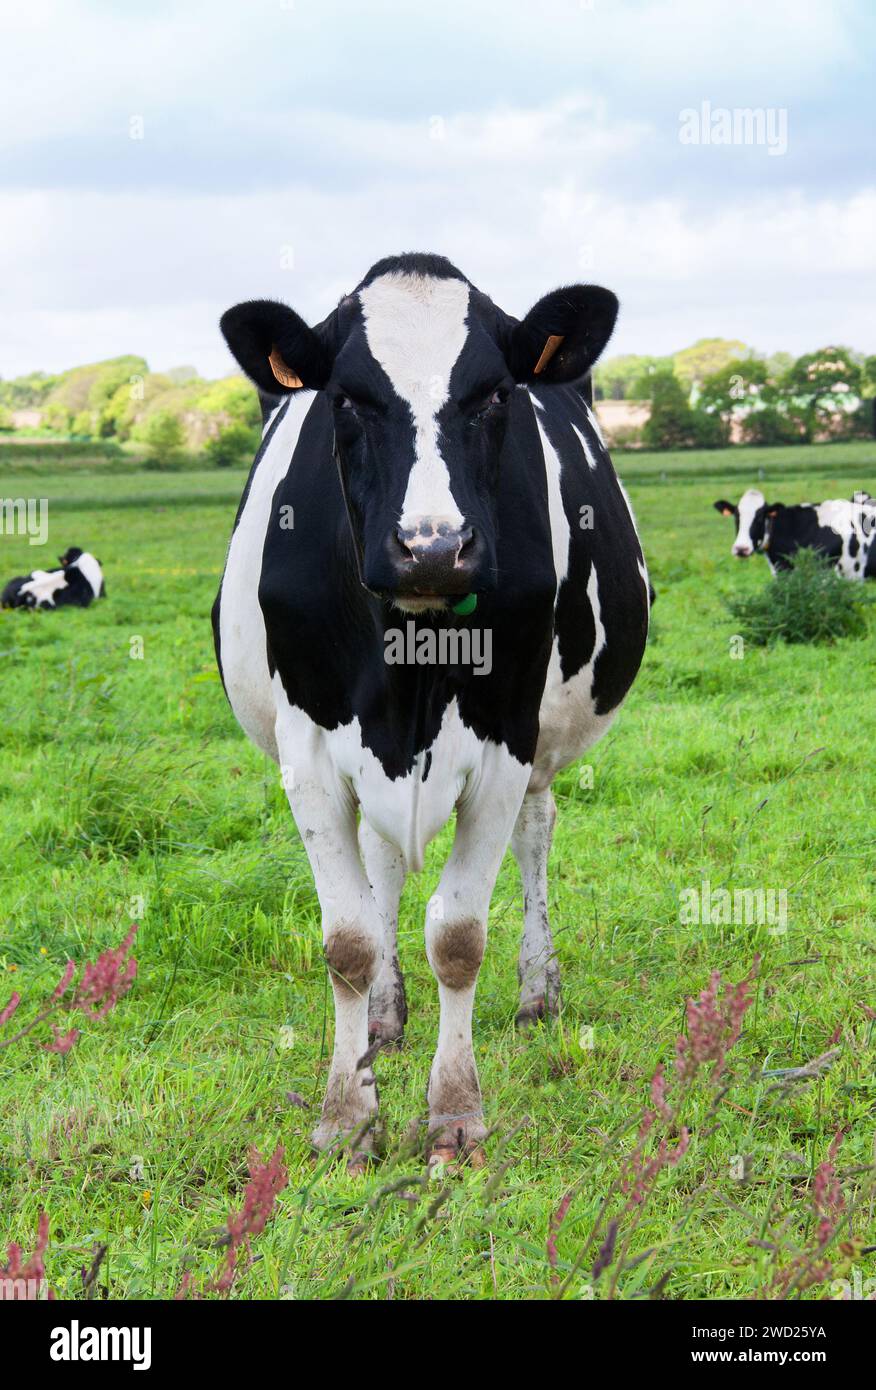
(713, 489, 876, 580)
(214, 252, 650, 1169)
(2, 548, 106, 609)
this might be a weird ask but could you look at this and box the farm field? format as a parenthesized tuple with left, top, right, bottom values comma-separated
(1, 440, 874, 1300)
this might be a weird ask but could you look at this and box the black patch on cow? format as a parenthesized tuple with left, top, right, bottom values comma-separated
(765, 504, 844, 569)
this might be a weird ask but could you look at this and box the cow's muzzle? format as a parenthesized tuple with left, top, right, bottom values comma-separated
(388, 521, 484, 597)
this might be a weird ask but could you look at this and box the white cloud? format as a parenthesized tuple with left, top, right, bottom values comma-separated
(0, 2, 873, 375)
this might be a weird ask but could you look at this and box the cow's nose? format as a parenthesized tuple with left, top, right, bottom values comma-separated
(390, 521, 480, 595)
(733, 545, 752, 557)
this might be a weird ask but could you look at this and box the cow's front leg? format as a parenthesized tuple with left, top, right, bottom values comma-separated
(278, 734, 383, 1165)
(359, 820, 407, 1047)
(511, 786, 561, 1028)
(425, 759, 531, 1168)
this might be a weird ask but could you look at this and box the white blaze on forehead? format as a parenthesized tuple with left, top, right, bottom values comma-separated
(735, 488, 766, 551)
(359, 272, 469, 536)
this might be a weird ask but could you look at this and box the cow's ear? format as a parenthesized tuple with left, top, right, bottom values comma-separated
(220, 299, 334, 394)
(766, 503, 785, 516)
(507, 285, 618, 385)
(713, 500, 736, 517)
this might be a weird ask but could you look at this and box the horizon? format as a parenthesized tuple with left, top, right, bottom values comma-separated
(4, 333, 855, 389)
(2, 0, 874, 379)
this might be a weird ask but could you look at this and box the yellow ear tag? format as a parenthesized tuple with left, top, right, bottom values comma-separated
(533, 333, 565, 375)
(268, 346, 303, 389)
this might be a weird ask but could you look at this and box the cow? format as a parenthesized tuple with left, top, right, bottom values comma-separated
(713, 489, 876, 580)
(213, 253, 650, 1170)
(1, 547, 106, 609)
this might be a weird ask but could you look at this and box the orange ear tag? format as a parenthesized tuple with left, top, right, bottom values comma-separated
(533, 334, 565, 375)
(268, 346, 303, 389)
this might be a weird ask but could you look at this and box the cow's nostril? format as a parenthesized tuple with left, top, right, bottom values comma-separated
(394, 528, 416, 562)
(456, 527, 475, 561)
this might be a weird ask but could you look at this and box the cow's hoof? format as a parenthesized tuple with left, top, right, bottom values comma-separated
(515, 995, 558, 1030)
(346, 1150, 374, 1177)
(427, 1140, 487, 1176)
(426, 1115, 487, 1175)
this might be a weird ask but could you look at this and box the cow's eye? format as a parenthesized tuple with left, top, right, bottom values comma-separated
(470, 386, 509, 418)
(334, 394, 355, 410)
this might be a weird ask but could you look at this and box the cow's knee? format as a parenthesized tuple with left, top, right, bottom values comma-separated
(428, 917, 485, 990)
(325, 921, 380, 997)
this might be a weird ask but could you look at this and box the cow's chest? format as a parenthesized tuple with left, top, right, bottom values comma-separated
(272, 683, 527, 873)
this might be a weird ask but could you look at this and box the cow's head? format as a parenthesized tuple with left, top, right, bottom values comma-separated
(221, 254, 618, 610)
(713, 489, 783, 558)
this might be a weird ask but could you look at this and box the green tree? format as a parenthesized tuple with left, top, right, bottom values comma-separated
(777, 346, 861, 432)
(860, 355, 876, 400)
(673, 338, 751, 391)
(203, 423, 260, 467)
(698, 358, 771, 422)
(740, 405, 806, 446)
(140, 410, 185, 467)
(641, 371, 696, 449)
(196, 375, 261, 427)
(72, 409, 94, 437)
(593, 354, 672, 401)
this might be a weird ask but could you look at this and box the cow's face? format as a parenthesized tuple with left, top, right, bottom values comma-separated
(221, 257, 618, 609)
(713, 489, 777, 557)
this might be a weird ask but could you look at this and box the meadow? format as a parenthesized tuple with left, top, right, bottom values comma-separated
(1, 439, 874, 1300)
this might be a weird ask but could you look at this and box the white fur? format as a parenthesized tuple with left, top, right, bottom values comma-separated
(19, 568, 67, 606)
(572, 421, 598, 470)
(534, 408, 571, 596)
(218, 393, 314, 759)
(733, 487, 766, 555)
(72, 551, 103, 597)
(359, 272, 469, 536)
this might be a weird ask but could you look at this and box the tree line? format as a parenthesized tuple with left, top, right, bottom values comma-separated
(1, 339, 874, 462)
(593, 339, 876, 449)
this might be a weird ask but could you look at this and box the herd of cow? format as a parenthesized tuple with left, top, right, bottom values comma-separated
(2, 253, 873, 1169)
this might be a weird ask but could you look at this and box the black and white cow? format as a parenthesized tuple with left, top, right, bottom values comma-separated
(1, 547, 106, 609)
(214, 253, 650, 1168)
(714, 489, 876, 579)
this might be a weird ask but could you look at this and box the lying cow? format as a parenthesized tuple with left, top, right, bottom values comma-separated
(1, 547, 106, 609)
(214, 253, 650, 1168)
(713, 489, 876, 580)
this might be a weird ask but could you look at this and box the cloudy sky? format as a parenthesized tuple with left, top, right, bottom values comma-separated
(2, 0, 874, 379)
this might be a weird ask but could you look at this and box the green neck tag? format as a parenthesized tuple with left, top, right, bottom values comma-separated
(451, 593, 478, 616)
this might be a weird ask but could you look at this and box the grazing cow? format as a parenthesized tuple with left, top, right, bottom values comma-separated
(214, 253, 650, 1168)
(1, 547, 106, 609)
(714, 489, 876, 580)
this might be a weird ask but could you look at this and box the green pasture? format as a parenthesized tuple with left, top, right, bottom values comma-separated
(0, 440, 874, 1299)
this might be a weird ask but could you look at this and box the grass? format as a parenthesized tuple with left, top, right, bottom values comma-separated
(0, 441, 875, 1300)
(728, 547, 875, 647)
